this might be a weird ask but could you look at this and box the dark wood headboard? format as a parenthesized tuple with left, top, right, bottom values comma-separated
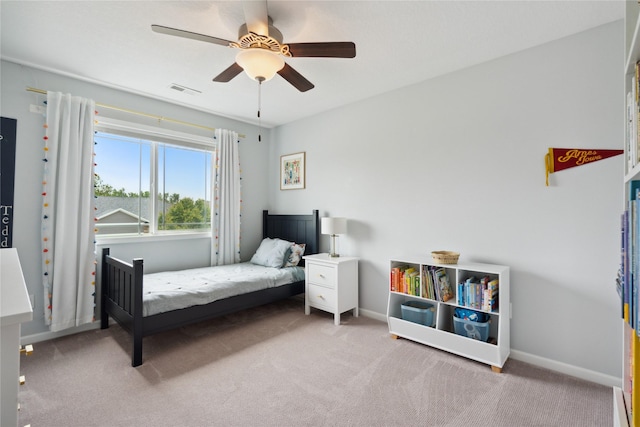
(262, 210, 320, 255)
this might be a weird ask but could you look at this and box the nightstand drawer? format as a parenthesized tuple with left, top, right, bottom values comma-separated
(307, 284, 336, 310)
(308, 263, 337, 288)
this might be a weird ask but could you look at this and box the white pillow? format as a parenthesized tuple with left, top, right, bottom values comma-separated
(250, 238, 292, 268)
(284, 243, 306, 267)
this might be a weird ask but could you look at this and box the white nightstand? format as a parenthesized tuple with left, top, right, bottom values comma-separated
(303, 253, 359, 325)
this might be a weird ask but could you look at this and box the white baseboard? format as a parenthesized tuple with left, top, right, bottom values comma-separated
(20, 321, 102, 346)
(359, 309, 621, 388)
(359, 307, 387, 323)
(509, 349, 621, 388)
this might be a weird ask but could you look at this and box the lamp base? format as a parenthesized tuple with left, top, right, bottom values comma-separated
(329, 234, 340, 258)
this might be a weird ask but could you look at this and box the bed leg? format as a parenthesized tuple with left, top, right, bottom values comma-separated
(100, 314, 109, 330)
(132, 334, 142, 367)
(100, 248, 110, 330)
(132, 258, 144, 367)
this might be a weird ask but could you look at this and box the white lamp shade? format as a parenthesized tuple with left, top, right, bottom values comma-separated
(321, 217, 347, 235)
(235, 48, 285, 81)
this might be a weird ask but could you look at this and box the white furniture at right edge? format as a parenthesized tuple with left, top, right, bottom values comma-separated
(618, 2, 640, 426)
(387, 256, 510, 372)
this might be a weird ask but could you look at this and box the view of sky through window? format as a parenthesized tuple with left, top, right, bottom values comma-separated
(94, 132, 211, 200)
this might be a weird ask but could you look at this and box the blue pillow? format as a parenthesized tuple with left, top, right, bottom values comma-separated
(250, 238, 292, 268)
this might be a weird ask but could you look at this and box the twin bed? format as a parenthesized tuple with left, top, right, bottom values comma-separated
(100, 210, 319, 366)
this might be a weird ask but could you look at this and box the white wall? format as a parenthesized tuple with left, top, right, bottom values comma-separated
(0, 59, 270, 337)
(271, 21, 624, 382)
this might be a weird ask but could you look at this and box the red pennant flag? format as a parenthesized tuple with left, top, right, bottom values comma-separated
(545, 148, 623, 186)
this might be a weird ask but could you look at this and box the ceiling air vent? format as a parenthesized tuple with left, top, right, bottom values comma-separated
(168, 83, 201, 96)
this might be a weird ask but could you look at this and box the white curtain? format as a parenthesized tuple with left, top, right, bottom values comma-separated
(41, 92, 96, 332)
(211, 129, 242, 266)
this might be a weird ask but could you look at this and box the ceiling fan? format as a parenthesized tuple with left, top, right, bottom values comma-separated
(151, 1, 356, 92)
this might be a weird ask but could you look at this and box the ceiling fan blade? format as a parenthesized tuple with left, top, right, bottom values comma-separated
(151, 24, 233, 47)
(277, 63, 314, 92)
(288, 42, 356, 58)
(242, 1, 269, 36)
(213, 63, 244, 82)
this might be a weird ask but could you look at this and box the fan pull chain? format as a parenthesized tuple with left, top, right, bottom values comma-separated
(257, 77, 264, 142)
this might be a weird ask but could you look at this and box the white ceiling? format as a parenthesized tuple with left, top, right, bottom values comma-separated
(0, 1, 624, 128)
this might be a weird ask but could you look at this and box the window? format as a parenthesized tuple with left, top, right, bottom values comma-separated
(93, 119, 214, 236)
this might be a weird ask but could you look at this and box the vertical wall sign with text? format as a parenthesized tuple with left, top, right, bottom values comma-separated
(1, 117, 17, 248)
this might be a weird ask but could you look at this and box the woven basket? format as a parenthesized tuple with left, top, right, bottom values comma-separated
(431, 251, 460, 264)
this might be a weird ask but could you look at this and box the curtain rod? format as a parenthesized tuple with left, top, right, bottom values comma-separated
(25, 86, 245, 138)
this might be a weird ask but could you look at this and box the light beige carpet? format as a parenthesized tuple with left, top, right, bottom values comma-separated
(18, 297, 611, 426)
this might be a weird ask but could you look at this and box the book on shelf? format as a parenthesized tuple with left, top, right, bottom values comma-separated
(626, 61, 640, 171)
(422, 265, 436, 300)
(390, 266, 406, 293)
(406, 269, 420, 296)
(636, 191, 639, 333)
(417, 265, 454, 302)
(482, 279, 499, 312)
(458, 276, 474, 307)
(621, 211, 629, 321)
(624, 92, 634, 170)
(465, 278, 477, 308)
(421, 266, 431, 300)
(427, 267, 435, 300)
(456, 277, 498, 312)
(620, 181, 640, 333)
(430, 267, 440, 300)
(390, 265, 421, 296)
(434, 267, 453, 302)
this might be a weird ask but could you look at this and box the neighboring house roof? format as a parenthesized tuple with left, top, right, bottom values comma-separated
(95, 196, 173, 222)
(97, 208, 149, 224)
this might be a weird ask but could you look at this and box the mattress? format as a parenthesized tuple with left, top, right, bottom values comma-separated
(142, 262, 305, 316)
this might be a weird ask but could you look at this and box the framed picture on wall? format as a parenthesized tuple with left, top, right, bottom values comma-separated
(280, 152, 306, 190)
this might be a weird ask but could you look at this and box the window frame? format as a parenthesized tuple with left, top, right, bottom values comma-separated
(94, 117, 216, 241)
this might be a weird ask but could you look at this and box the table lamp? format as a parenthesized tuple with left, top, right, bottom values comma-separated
(321, 217, 347, 257)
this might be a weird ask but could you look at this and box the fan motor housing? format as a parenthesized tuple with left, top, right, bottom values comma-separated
(238, 20, 283, 44)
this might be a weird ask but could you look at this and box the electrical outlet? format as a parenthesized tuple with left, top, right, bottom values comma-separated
(29, 294, 35, 309)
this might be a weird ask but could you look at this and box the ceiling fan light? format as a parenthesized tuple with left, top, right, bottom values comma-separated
(236, 48, 285, 82)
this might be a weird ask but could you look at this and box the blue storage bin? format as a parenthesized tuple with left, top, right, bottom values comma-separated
(401, 300, 435, 327)
(453, 316, 490, 341)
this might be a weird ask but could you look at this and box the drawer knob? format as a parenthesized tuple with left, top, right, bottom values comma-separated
(317, 294, 325, 300)
(318, 274, 325, 279)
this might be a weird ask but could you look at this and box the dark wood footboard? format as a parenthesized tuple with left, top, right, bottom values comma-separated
(101, 248, 144, 366)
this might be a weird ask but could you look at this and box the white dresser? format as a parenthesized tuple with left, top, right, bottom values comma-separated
(303, 253, 358, 325)
(1, 249, 33, 427)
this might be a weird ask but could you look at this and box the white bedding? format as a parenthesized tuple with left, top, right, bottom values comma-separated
(142, 262, 305, 317)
